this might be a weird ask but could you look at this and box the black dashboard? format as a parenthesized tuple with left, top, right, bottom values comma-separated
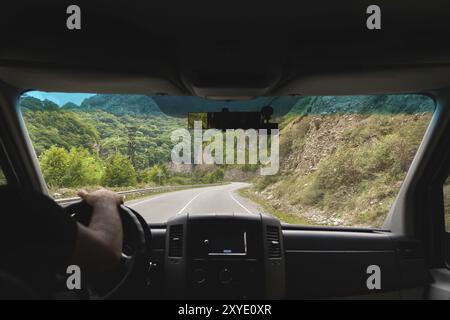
(163, 213, 285, 299)
(146, 213, 428, 300)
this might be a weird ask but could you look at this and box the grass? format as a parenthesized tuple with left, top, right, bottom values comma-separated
(238, 187, 310, 225)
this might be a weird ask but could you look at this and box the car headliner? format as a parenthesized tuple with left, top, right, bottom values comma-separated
(1, 1, 450, 98)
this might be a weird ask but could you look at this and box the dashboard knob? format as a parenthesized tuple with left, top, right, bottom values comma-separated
(219, 268, 233, 284)
(193, 268, 206, 284)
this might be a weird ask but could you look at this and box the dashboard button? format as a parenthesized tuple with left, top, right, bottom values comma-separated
(219, 268, 233, 284)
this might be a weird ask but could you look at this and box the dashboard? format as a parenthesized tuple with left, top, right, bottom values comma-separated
(163, 213, 285, 299)
(146, 213, 427, 300)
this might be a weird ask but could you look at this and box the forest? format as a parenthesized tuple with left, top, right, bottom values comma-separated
(20, 94, 225, 191)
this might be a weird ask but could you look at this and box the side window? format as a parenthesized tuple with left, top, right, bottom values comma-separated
(444, 176, 450, 232)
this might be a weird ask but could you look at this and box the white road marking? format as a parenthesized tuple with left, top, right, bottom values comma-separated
(127, 183, 253, 217)
(127, 194, 167, 208)
(228, 191, 253, 214)
(127, 184, 227, 208)
(177, 190, 210, 214)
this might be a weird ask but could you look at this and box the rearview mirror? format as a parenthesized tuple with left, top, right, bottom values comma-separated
(188, 107, 278, 130)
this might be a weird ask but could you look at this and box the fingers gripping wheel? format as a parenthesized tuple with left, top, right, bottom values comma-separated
(64, 201, 151, 299)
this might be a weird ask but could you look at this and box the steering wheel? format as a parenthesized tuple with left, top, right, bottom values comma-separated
(63, 201, 151, 299)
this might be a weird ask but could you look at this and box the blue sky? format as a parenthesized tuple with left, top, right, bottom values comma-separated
(25, 91, 95, 106)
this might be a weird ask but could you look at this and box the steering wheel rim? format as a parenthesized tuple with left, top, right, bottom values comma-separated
(64, 201, 150, 299)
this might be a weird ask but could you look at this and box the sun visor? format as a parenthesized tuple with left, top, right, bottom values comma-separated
(150, 95, 301, 118)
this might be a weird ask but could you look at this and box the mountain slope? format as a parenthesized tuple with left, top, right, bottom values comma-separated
(78, 94, 163, 116)
(19, 94, 184, 170)
(242, 94, 435, 228)
(288, 95, 433, 116)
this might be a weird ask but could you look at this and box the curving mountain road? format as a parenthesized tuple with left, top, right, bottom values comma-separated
(126, 182, 261, 223)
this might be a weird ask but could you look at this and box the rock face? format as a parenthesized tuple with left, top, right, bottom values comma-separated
(281, 114, 363, 176)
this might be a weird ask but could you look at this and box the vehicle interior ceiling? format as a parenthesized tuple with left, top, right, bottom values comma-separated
(1, 1, 450, 299)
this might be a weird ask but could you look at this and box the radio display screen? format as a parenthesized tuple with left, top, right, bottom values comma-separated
(207, 231, 247, 256)
(189, 219, 260, 259)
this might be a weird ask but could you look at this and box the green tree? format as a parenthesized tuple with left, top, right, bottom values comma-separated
(102, 153, 137, 187)
(127, 126, 138, 169)
(140, 164, 167, 185)
(62, 148, 103, 187)
(40, 146, 70, 187)
(202, 168, 224, 184)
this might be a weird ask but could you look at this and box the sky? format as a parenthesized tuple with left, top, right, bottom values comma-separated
(25, 91, 95, 106)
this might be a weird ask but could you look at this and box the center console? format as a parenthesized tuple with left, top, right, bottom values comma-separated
(164, 213, 285, 299)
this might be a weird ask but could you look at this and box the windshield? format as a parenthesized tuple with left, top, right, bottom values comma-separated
(19, 92, 434, 228)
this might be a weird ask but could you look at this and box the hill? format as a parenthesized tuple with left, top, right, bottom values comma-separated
(76, 94, 164, 116)
(20, 94, 183, 165)
(19, 94, 229, 191)
(287, 94, 433, 116)
(240, 94, 435, 228)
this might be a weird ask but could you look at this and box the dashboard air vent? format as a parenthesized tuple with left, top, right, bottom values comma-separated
(266, 226, 281, 259)
(168, 224, 183, 258)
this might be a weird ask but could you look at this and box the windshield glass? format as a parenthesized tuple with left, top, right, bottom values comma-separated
(19, 92, 434, 228)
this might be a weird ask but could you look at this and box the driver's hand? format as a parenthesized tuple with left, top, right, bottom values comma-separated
(72, 189, 124, 276)
(78, 189, 124, 208)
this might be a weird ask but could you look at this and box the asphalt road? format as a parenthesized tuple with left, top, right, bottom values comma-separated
(126, 182, 261, 223)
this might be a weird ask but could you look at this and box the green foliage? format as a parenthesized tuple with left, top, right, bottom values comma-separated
(102, 154, 137, 187)
(287, 95, 434, 116)
(40, 146, 103, 188)
(188, 112, 207, 129)
(202, 168, 225, 184)
(20, 96, 60, 111)
(254, 175, 279, 192)
(62, 148, 103, 187)
(167, 175, 192, 185)
(40, 146, 70, 187)
(20, 94, 187, 189)
(80, 94, 163, 116)
(279, 116, 311, 160)
(20, 95, 184, 170)
(238, 187, 310, 225)
(20, 94, 215, 190)
(22, 108, 99, 156)
(139, 164, 168, 185)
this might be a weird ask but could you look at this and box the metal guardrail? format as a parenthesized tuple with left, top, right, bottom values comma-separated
(54, 183, 225, 205)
